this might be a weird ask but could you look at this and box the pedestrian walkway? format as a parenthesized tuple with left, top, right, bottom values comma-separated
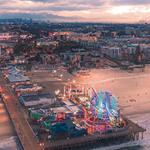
(0, 75, 41, 150)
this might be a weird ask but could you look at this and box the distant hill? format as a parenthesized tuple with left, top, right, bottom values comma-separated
(0, 13, 81, 22)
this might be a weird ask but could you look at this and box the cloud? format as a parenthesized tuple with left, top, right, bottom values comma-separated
(0, 0, 100, 12)
(0, 0, 150, 23)
(23, 0, 59, 2)
(0, 0, 9, 5)
(68, 0, 105, 6)
(111, 0, 150, 5)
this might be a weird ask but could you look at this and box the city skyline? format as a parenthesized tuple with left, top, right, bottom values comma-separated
(0, 0, 150, 23)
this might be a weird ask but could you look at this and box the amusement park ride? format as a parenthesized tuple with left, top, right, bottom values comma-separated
(28, 83, 126, 140)
(83, 89, 125, 134)
(63, 84, 126, 134)
(27, 82, 145, 149)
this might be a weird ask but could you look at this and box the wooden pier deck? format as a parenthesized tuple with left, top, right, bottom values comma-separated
(0, 74, 42, 150)
(44, 118, 146, 150)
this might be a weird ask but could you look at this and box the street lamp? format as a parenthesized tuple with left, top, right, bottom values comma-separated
(39, 142, 44, 149)
(60, 74, 63, 77)
(53, 70, 57, 73)
(0, 86, 2, 93)
(55, 89, 60, 95)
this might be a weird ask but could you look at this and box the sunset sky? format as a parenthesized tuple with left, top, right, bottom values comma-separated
(0, 0, 150, 23)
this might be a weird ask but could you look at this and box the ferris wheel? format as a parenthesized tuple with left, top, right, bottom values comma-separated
(90, 89, 119, 122)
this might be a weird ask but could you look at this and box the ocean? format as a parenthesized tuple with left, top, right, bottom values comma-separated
(94, 113, 150, 150)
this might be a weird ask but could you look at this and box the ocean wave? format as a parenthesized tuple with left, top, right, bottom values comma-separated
(0, 136, 22, 150)
(94, 113, 150, 150)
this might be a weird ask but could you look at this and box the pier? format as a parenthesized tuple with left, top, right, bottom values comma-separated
(44, 118, 145, 150)
(0, 74, 42, 150)
(0, 72, 146, 150)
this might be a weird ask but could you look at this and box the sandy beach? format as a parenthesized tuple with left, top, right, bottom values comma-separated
(73, 66, 150, 116)
(28, 66, 150, 116)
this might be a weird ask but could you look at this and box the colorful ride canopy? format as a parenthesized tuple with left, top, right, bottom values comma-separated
(90, 90, 119, 121)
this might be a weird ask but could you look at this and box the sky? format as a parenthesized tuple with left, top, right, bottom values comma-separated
(0, 0, 150, 23)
